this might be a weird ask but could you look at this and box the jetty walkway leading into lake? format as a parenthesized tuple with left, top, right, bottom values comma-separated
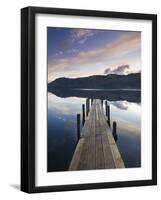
(68, 99, 125, 171)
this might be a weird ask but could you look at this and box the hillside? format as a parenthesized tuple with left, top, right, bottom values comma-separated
(48, 73, 141, 90)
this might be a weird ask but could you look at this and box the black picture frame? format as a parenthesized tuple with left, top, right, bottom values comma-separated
(21, 6, 157, 193)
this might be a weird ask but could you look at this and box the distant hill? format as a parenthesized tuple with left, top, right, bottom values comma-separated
(48, 73, 141, 90)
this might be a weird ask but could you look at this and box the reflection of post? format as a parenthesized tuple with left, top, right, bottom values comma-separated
(112, 121, 118, 141)
(82, 104, 85, 126)
(105, 101, 111, 127)
(77, 114, 81, 141)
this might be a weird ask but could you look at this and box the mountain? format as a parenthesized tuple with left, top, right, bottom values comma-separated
(48, 73, 141, 90)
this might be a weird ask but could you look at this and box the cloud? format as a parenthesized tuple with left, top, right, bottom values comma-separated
(48, 32, 141, 81)
(55, 51, 63, 57)
(104, 68, 111, 74)
(104, 64, 130, 75)
(57, 29, 97, 54)
(71, 29, 97, 44)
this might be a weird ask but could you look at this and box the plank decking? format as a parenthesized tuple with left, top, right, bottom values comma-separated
(68, 99, 125, 171)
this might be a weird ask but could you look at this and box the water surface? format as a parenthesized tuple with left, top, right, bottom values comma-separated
(47, 91, 141, 172)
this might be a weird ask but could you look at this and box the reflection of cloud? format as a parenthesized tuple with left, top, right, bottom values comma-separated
(117, 119, 140, 136)
(110, 100, 141, 130)
(104, 64, 130, 75)
(110, 101, 129, 110)
(48, 32, 141, 81)
(48, 93, 85, 116)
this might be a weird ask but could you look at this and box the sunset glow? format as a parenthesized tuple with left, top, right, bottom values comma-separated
(48, 28, 141, 82)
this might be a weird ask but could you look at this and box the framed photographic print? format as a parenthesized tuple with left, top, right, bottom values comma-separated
(21, 6, 157, 193)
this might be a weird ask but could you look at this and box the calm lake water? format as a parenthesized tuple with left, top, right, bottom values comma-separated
(47, 91, 141, 172)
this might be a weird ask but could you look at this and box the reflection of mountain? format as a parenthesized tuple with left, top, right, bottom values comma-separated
(49, 89, 141, 103)
(48, 73, 141, 90)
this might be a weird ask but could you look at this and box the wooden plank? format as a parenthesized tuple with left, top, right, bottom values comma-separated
(68, 138, 85, 170)
(68, 102, 95, 170)
(98, 103, 115, 168)
(81, 102, 94, 138)
(77, 139, 89, 170)
(95, 102, 105, 169)
(77, 104, 94, 170)
(86, 104, 96, 169)
(107, 132, 125, 168)
(101, 106, 125, 168)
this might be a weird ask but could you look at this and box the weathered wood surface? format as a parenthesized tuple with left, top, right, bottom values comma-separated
(68, 99, 125, 171)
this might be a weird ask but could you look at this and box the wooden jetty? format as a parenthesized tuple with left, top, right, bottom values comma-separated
(68, 99, 125, 171)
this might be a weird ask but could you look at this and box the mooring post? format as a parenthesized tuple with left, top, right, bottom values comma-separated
(105, 101, 111, 127)
(105, 101, 108, 116)
(86, 98, 89, 116)
(107, 105, 111, 127)
(86, 99, 88, 116)
(82, 104, 85, 126)
(77, 114, 81, 141)
(88, 98, 90, 112)
(91, 98, 93, 105)
(101, 99, 103, 106)
(112, 121, 118, 141)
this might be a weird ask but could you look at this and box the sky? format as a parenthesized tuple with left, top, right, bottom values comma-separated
(47, 27, 141, 83)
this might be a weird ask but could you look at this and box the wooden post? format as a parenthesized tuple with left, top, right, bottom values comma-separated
(77, 114, 81, 141)
(86, 98, 89, 116)
(82, 104, 85, 126)
(107, 105, 111, 127)
(91, 98, 93, 105)
(112, 121, 118, 141)
(105, 101, 108, 116)
(105, 101, 111, 127)
(86, 99, 88, 116)
(88, 98, 90, 112)
(101, 99, 103, 106)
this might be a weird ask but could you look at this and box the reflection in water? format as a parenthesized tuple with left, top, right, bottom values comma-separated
(48, 88, 141, 103)
(110, 101, 129, 110)
(48, 91, 141, 172)
(109, 101, 141, 168)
